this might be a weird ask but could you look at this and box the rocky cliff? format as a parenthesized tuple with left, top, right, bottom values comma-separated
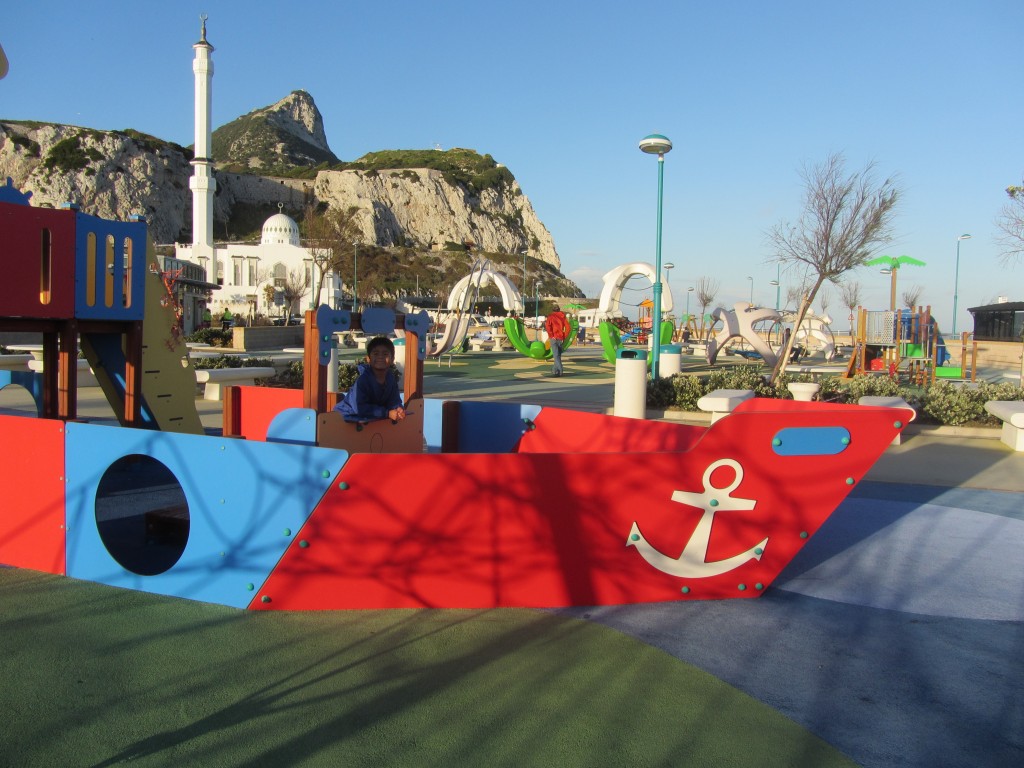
(212, 91, 338, 171)
(0, 92, 560, 270)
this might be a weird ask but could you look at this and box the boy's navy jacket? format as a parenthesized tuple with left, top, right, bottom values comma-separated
(334, 363, 403, 421)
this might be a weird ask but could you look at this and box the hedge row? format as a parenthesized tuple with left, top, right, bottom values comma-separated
(646, 370, 1024, 427)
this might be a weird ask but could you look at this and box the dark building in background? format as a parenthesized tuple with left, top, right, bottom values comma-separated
(968, 301, 1024, 341)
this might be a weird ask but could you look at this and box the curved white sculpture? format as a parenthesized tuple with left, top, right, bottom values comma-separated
(597, 262, 673, 315)
(448, 267, 524, 314)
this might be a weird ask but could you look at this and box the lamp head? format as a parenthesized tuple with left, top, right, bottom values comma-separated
(639, 134, 672, 156)
(958, 233, 972, 241)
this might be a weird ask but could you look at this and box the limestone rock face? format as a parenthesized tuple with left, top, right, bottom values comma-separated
(314, 168, 560, 269)
(0, 114, 560, 271)
(0, 122, 193, 244)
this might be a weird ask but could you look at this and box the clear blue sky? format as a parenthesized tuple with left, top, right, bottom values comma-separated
(4, 0, 1021, 331)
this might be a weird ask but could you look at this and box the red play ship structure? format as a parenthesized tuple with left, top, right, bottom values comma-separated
(0, 183, 911, 610)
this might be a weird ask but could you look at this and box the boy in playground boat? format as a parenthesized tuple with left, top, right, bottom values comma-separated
(334, 336, 406, 423)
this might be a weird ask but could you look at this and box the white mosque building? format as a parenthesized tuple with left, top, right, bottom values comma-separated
(172, 17, 338, 329)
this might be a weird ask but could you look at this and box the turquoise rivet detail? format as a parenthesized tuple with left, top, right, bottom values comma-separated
(220, 499, 225, 504)
(800, 531, 809, 539)
(754, 547, 763, 555)
(323, 335, 330, 341)
(755, 582, 764, 590)
(246, 583, 254, 591)
(322, 469, 330, 478)
(220, 551, 226, 557)
(894, 420, 903, 428)
(681, 586, 690, 594)
(261, 595, 271, 604)
(299, 540, 309, 548)
(339, 481, 349, 490)
(846, 477, 855, 485)
(841, 436, 850, 445)
(738, 583, 747, 591)
(772, 438, 781, 446)
(283, 528, 291, 537)
(630, 533, 640, 541)
(709, 498, 719, 507)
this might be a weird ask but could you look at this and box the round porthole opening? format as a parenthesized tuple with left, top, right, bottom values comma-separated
(94, 454, 189, 576)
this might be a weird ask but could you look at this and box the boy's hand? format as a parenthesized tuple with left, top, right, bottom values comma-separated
(388, 407, 406, 422)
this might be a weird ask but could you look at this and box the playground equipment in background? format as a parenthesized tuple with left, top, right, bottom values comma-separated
(424, 259, 522, 360)
(598, 318, 675, 365)
(591, 261, 677, 365)
(0, 184, 912, 610)
(844, 306, 961, 383)
(706, 303, 784, 367)
(503, 314, 580, 360)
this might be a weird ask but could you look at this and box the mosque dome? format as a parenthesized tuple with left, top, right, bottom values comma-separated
(261, 208, 300, 246)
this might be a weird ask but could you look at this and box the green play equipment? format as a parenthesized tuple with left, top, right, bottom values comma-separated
(504, 316, 580, 360)
(598, 319, 675, 366)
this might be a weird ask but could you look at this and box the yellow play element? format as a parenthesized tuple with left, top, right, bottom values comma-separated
(81, 239, 204, 434)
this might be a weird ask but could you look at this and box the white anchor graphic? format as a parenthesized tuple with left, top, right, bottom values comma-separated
(627, 458, 769, 578)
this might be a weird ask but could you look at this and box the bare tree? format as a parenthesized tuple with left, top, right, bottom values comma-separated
(766, 153, 900, 381)
(695, 276, 719, 339)
(901, 285, 923, 310)
(996, 182, 1024, 265)
(840, 280, 863, 337)
(818, 286, 831, 318)
(281, 268, 311, 323)
(303, 203, 361, 305)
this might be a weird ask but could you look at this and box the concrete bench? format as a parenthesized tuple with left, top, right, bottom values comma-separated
(27, 358, 99, 387)
(858, 396, 916, 445)
(697, 388, 754, 423)
(984, 400, 1024, 451)
(195, 367, 276, 401)
(0, 354, 32, 371)
(469, 339, 489, 352)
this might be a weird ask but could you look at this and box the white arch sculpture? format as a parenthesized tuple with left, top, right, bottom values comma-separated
(597, 262, 674, 316)
(426, 261, 525, 358)
(448, 267, 524, 313)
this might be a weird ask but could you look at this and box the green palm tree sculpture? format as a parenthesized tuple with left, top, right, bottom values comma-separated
(866, 255, 926, 311)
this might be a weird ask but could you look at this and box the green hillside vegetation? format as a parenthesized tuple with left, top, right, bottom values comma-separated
(269, 148, 518, 195)
(212, 111, 339, 172)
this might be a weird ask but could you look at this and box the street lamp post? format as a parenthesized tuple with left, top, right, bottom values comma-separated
(519, 249, 529, 315)
(770, 263, 781, 310)
(639, 133, 672, 379)
(953, 233, 971, 335)
(747, 276, 753, 305)
(686, 286, 694, 320)
(355, 243, 361, 311)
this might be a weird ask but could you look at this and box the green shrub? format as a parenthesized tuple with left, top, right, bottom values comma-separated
(186, 328, 233, 347)
(192, 355, 274, 370)
(920, 381, 987, 426)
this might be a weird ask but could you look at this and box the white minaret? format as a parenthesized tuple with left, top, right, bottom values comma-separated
(190, 14, 218, 281)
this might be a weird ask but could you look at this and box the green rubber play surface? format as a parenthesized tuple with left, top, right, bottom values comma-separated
(0, 568, 858, 767)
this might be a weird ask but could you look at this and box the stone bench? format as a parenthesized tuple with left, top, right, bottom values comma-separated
(195, 367, 276, 401)
(27, 358, 99, 387)
(984, 400, 1024, 451)
(0, 354, 32, 371)
(697, 388, 754, 423)
(858, 396, 916, 445)
(469, 339, 489, 352)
